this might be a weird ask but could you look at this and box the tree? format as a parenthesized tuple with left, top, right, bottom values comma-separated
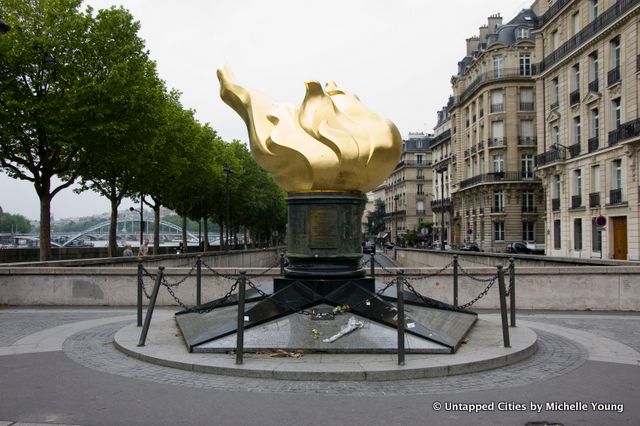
(75, 7, 166, 257)
(0, 212, 31, 233)
(0, 1, 162, 259)
(367, 199, 386, 236)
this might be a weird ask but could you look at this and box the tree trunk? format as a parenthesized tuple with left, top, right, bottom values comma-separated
(153, 204, 160, 255)
(243, 227, 248, 250)
(108, 196, 120, 257)
(38, 190, 52, 261)
(203, 216, 209, 252)
(181, 215, 188, 252)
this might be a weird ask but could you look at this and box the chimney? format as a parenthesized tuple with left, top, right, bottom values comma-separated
(487, 13, 503, 33)
(466, 36, 480, 56)
(479, 25, 489, 43)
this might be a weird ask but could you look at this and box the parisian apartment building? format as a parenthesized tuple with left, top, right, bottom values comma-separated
(533, 0, 640, 260)
(376, 132, 433, 244)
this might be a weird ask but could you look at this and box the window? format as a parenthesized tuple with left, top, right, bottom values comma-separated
(493, 55, 503, 78)
(520, 53, 532, 76)
(493, 155, 504, 173)
(416, 154, 423, 164)
(521, 154, 534, 178)
(573, 169, 582, 196)
(572, 12, 581, 35)
(516, 27, 530, 40)
(520, 119, 534, 139)
(552, 125, 560, 146)
(590, 0, 599, 22)
(491, 90, 504, 112)
(551, 77, 559, 106)
(571, 63, 580, 92)
(612, 98, 621, 129)
(589, 51, 599, 84)
(591, 108, 599, 137)
(554, 220, 561, 249)
(551, 30, 560, 50)
(416, 140, 423, 149)
(553, 175, 561, 199)
(591, 165, 600, 193)
(417, 183, 424, 195)
(610, 37, 620, 69)
(574, 219, 583, 250)
(573, 116, 581, 145)
(612, 159, 622, 190)
(522, 191, 535, 211)
(417, 169, 424, 179)
(494, 222, 505, 241)
(592, 220, 602, 252)
(520, 88, 533, 110)
(494, 190, 504, 212)
(491, 120, 504, 143)
(523, 221, 535, 241)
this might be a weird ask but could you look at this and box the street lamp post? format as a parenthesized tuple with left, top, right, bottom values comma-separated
(436, 165, 448, 250)
(393, 194, 400, 245)
(129, 194, 144, 250)
(223, 164, 233, 252)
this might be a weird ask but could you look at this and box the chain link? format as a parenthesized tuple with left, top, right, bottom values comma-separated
(245, 257, 282, 278)
(162, 261, 198, 287)
(403, 260, 454, 282)
(457, 263, 496, 283)
(201, 260, 242, 280)
(163, 277, 239, 314)
(457, 275, 496, 309)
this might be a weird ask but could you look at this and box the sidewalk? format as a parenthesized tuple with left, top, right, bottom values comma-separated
(0, 307, 638, 426)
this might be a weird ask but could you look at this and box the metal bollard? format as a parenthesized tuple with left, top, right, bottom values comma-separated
(196, 255, 202, 306)
(236, 269, 247, 365)
(509, 257, 516, 327)
(370, 252, 375, 277)
(452, 255, 459, 307)
(280, 253, 285, 276)
(496, 264, 510, 348)
(396, 270, 406, 366)
(138, 266, 164, 347)
(137, 258, 143, 327)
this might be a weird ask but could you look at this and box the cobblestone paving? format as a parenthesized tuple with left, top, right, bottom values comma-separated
(0, 310, 131, 346)
(523, 316, 640, 352)
(62, 322, 587, 396)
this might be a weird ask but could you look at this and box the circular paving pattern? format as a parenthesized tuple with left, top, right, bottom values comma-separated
(62, 321, 587, 396)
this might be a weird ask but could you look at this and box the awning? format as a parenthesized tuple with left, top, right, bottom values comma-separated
(376, 232, 389, 239)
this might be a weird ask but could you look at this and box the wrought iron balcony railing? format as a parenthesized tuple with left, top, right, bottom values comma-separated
(588, 136, 599, 153)
(459, 171, 541, 189)
(571, 195, 582, 209)
(521, 205, 537, 213)
(589, 192, 600, 208)
(569, 142, 581, 158)
(519, 102, 535, 111)
(588, 79, 599, 92)
(608, 117, 640, 147)
(607, 66, 621, 86)
(488, 138, 505, 148)
(552, 198, 560, 211)
(570, 90, 581, 106)
(518, 136, 537, 146)
(490, 103, 504, 113)
(610, 188, 623, 204)
(535, 149, 566, 167)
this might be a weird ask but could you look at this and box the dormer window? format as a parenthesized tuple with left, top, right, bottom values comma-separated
(516, 27, 530, 39)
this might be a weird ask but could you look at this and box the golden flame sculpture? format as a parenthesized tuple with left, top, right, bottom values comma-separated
(217, 66, 403, 192)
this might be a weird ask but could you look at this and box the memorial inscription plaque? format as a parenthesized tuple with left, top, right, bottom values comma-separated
(310, 207, 339, 249)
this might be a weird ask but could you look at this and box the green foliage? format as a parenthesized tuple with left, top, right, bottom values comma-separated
(51, 216, 104, 233)
(0, 212, 31, 233)
(367, 199, 386, 236)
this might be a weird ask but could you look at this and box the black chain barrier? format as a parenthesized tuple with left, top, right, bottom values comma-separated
(162, 276, 240, 314)
(245, 257, 282, 278)
(457, 263, 496, 283)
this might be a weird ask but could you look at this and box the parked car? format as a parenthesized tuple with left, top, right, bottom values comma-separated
(505, 241, 544, 255)
(362, 242, 376, 255)
(384, 242, 395, 250)
(460, 242, 480, 252)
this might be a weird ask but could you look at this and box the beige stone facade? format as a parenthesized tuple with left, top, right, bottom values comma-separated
(534, 0, 640, 260)
(446, 11, 546, 252)
(379, 133, 433, 244)
(431, 107, 454, 244)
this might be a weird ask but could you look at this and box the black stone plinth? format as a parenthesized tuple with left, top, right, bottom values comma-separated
(285, 191, 365, 278)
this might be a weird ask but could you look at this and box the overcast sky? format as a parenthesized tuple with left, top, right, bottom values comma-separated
(1, 0, 530, 220)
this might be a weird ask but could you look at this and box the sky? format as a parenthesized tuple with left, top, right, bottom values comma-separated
(1, 0, 531, 221)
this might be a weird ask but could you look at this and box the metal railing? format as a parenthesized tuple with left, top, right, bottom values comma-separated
(535, 149, 566, 166)
(519, 102, 535, 111)
(569, 142, 581, 158)
(491, 206, 505, 213)
(490, 103, 505, 113)
(610, 188, 623, 204)
(488, 137, 505, 148)
(552, 198, 560, 211)
(518, 136, 537, 146)
(431, 198, 452, 210)
(607, 66, 621, 86)
(608, 117, 640, 146)
(571, 195, 582, 209)
(570, 89, 581, 106)
(588, 79, 599, 92)
(459, 68, 534, 104)
(521, 205, 537, 213)
(589, 192, 601, 208)
(459, 171, 540, 189)
(588, 136, 599, 152)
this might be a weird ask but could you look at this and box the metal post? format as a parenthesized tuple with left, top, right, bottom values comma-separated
(280, 253, 285, 276)
(223, 164, 233, 253)
(496, 264, 510, 348)
(370, 252, 375, 277)
(453, 254, 459, 307)
(440, 168, 446, 250)
(139, 194, 144, 250)
(196, 255, 202, 306)
(236, 269, 247, 365)
(396, 270, 406, 366)
(509, 257, 516, 327)
(137, 258, 143, 327)
(138, 266, 164, 347)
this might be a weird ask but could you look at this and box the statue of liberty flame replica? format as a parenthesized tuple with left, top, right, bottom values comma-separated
(174, 67, 476, 354)
(217, 65, 402, 277)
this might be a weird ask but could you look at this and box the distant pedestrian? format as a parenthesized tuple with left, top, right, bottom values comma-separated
(123, 244, 133, 257)
(138, 239, 149, 256)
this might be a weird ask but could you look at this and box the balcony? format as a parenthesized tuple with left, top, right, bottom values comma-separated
(519, 102, 534, 111)
(552, 198, 560, 211)
(570, 90, 581, 106)
(464, 149, 470, 158)
(518, 136, 537, 146)
(607, 66, 621, 86)
(459, 171, 541, 190)
(569, 142, 581, 158)
(588, 136, 599, 153)
(588, 79, 599, 92)
(479, 109, 484, 118)
(589, 192, 601, 208)
(607, 117, 640, 147)
(535, 149, 566, 167)
(488, 137, 505, 148)
(479, 208, 484, 214)
(431, 197, 452, 211)
(478, 141, 484, 150)
(491, 206, 505, 213)
(490, 103, 504, 113)
(550, 100, 559, 109)
(470, 145, 477, 155)
(610, 188, 623, 204)
(521, 205, 537, 213)
(459, 68, 535, 105)
(416, 209, 426, 215)
(539, 0, 570, 27)
(416, 175, 425, 180)
(571, 195, 582, 209)
(538, 0, 640, 73)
